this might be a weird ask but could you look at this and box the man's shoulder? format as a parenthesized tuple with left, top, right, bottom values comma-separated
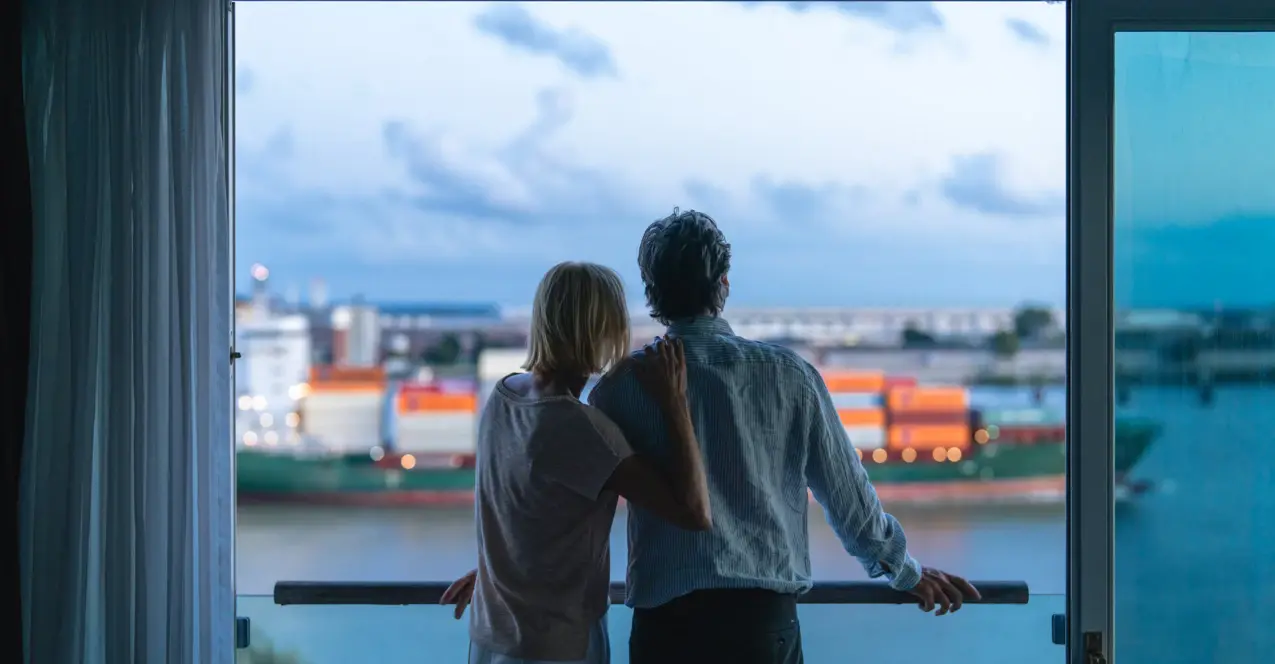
(725, 334, 818, 377)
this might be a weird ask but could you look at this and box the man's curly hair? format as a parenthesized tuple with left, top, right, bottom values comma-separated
(637, 208, 732, 326)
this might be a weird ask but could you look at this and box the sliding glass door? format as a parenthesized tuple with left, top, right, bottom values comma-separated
(1070, 1, 1275, 662)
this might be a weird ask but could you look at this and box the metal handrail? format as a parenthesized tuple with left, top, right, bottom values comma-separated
(273, 580, 1030, 606)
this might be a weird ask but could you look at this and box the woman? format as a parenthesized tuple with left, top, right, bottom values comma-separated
(441, 261, 712, 664)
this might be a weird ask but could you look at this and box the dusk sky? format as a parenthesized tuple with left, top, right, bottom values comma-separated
(233, 2, 1274, 309)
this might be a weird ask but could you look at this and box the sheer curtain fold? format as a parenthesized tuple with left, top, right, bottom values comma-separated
(21, 1, 234, 662)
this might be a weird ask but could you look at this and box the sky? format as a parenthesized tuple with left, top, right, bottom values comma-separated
(233, 2, 1275, 310)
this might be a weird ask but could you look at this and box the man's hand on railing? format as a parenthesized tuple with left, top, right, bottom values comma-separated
(439, 569, 477, 620)
(908, 567, 981, 616)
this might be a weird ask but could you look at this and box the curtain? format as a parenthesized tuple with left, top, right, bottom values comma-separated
(3, 0, 33, 661)
(20, 0, 234, 662)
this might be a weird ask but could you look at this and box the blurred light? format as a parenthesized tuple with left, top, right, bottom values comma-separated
(251, 263, 269, 281)
(901, 448, 917, 463)
(987, 425, 1000, 440)
(243, 431, 258, 446)
(400, 454, 417, 470)
(871, 449, 887, 464)
(287, 432, 300, 445)
(932, 447, 947, 462)
(259, 413, 274, 428)
(974, 429, 990, 445)
(264, 431, 279, 446)
(251, 395, 267, 411)
(288, 383, 312, 400)
(285, 412, 300, 428)
(947, 447, 963, 462)
(237, 395, 252, 411)
(369, 446, 385, 461)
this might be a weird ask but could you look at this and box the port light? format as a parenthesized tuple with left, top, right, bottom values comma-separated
(932, 447, 947, 462)
(243, 431, 258, 446)
(263, 431, 279, 446)
(871, 449, 887, 463)
(285, 412, 300, 428)
(259, 413, 273, 428)
(251, 395, 267, 411)
(369, 446, 385, 461)
(400, 454, 417, 470)
(974, 429, 990, 445)
(901, 448, 917, 463)
(237, 395, 252, 411)
(986, 425, 1000, 440)
(947, 447, 962, 462)
(288, 383, 312, 400)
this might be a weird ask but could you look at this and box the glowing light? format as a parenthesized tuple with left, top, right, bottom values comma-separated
(259, 413, 273, 428)
(242, 431, 258, 446)
(370, 446, 385, 462)
(400, 454, 417, 470)
(974, 429, 990, 445)
(901, 448, 917, 463)
(871, 449, 887, 463)
(288, 383, 312, 400)
(932, 447, 947, 462)
(264, 431, 279, 446)
(251, 263, 269, 281)
(285, 412, 300, 428)
(947, 447, 963, 462)
(237, 396, 253, 411)
(986, 425, 1000, 440)
(251, 395, 267, 411)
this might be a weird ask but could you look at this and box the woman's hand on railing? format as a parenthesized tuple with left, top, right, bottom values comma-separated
(439, 569, 477, 619)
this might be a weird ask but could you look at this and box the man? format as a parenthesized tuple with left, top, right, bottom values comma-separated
(588, 209, 979, 664)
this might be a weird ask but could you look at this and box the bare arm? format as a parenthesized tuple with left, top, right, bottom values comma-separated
(604, 395, 711, 531)
(596, 338, 711, 531)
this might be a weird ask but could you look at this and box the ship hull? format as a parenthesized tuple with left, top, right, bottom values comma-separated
(238, 421, 1159, 507)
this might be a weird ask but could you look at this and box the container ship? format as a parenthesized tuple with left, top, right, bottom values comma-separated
(237, 365, 1160, 507)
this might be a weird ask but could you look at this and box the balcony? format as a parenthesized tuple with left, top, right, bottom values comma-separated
(236, 581, 1057, 664)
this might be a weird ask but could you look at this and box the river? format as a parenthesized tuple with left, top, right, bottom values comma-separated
(235, 386, 1274, 664)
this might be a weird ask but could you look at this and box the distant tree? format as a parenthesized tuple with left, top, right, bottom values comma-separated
(990, 329, 1021, 359)
(1013, 305, 1057, 340)
(421, 333, 463, 366)
(900, 322, 936, 347)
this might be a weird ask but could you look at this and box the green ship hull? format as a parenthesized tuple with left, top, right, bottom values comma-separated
(237, 419, 1160, 506)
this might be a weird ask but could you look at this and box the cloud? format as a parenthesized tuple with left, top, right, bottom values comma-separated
(473, 3, 618, 79)
(940, 153, 1063, 218)
(745, 1, 944, 34)
(236, 66, 255, 95)
(1006, 18, 1050, 47)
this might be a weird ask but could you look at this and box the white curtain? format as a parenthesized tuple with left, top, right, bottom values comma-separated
(21, 0, 235, 662)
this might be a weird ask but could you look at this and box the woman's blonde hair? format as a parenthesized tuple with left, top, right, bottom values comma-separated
(523, 261, 631, 377)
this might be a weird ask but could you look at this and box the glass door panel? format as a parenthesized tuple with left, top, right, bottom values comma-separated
(1112, 31, 1275, 664)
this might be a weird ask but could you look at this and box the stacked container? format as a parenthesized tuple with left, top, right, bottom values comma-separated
(977, 407, 1065, 444)
(394, 382, 479, 454)
(300, 366, 386, 453)
(822, 371, 888, 451)
(885, 386, 972, 461)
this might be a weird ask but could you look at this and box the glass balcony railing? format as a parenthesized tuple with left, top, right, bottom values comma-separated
(237, 581, 1059, 664)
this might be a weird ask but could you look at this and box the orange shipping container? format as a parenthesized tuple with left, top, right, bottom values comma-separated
(886, 387, 968, 413)
(398, 392, 477, 414)
(310, 365, 386, 385)
(887, 424, 972, 449)
(822, 371, 885, 393)
(837, 409, 886, 428)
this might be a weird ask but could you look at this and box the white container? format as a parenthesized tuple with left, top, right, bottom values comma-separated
(830, 393, 883, 409)
(301, 391, 384, 452)
(843, 426, 886, 449)
(395, 412, 477, 454)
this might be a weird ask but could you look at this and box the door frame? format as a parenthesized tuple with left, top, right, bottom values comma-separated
(1067, 1, 1275, 662)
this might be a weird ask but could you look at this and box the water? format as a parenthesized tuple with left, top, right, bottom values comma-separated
(236, 387, 1275, 663)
